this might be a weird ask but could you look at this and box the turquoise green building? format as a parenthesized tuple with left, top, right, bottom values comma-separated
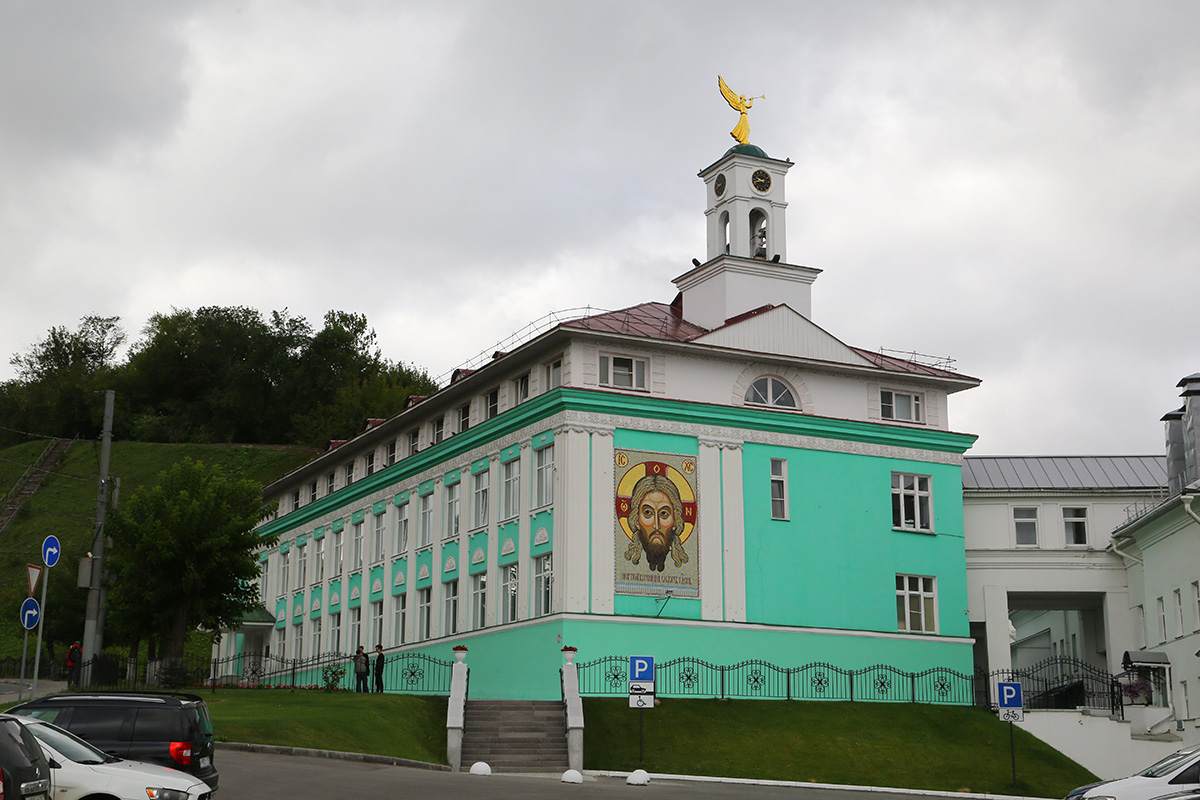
(217, 141, 980, 700)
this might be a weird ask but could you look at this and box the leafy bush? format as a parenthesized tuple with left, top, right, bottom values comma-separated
(322, 663, 347, 692)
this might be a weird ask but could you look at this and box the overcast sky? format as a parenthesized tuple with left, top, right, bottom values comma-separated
(1, 1, 1195, 455)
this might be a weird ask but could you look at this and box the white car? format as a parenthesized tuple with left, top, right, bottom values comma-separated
(1067, 745, 1200, 800)
(19, 718, 211, 800)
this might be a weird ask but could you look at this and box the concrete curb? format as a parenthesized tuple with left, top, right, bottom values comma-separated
(587, 770, 1058, 800)
(217, 741, 451, 771)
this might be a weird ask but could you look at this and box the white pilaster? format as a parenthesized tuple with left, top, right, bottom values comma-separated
(719, 444, 747, 622)
(590, 430, 616, 613)
(559, 427, 592, 613)
(983, 584, 1013, 685)
(517, 442, 532, 620)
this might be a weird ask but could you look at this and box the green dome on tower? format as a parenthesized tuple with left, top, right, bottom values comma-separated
(725, 143, 768, 159)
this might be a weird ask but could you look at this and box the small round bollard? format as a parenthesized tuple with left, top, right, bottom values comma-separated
(626, 769, 650, 786)
(469, 762, 492, 776)
(561, 769, 583, 784)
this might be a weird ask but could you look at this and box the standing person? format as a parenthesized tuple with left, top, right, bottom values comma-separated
(66, 641, 82, 687)
(352, 646, 369, 693)
(373, 645, 385, 694)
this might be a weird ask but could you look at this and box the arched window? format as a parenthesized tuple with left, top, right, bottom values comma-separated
(719, 210, 730, 254)
(745, 377, 795, 408)
(749, 209, 768, 258)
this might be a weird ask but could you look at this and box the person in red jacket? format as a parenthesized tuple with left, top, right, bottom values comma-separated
(66, 641, 82, 687)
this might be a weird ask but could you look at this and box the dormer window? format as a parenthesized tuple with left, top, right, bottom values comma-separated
(599, 354, 646, 391)
(745, 376, 795, 408)
(881, 390, 923, 423)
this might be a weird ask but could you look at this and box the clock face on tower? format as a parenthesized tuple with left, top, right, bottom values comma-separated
(751, 169, 772, 193)
(714, 173, 726, 197)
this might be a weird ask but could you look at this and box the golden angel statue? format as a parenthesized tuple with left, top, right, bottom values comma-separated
(718, 75, 764, 145)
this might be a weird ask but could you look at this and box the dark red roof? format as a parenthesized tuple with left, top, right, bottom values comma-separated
(326, 439, 347, 451)
(362, 418, 385, 431)
(562, 302, 708, 342)
(851, 347, 976, 381)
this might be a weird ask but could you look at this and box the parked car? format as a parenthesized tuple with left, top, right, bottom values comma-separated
(0, 713, 51, 800)
(8, 692, 218, 791)
(18, 716, 211, 800)
(1067, 744, 1200, 800)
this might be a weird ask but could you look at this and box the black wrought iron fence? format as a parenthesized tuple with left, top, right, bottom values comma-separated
(577, 655, 1116, 714)
(996, 656, 1122, 718)
(2, 649, 453, 695)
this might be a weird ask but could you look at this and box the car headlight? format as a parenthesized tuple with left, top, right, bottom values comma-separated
(145, 789, 191, 800)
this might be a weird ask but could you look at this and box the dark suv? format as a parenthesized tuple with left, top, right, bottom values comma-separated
(8, 692, 218, 792)
(0, 713, 51, 800)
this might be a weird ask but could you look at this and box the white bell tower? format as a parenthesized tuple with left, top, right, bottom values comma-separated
(673, 144, 821, 329)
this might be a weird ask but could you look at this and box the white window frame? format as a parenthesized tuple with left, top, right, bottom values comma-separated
(291, 490, 300, 512)
(1158, 596, 1168, 644)
(373, 512, 386, 563)
(471, 573, 487, 630)
(408, 429, 420, 456)
(770, 458, 788, 520)
(351, 520, 364, 570)
(1193, 581, 1200, 632)
(365, 452, 375, 476)
(314, 537, 325, 583)
(1063, 507, 1088, 547)
(279, 550, 290, 598)
(385, 440, 397, 466)
(546, 359, 562, 390)
(472, 471, 489, 530)
(418, 494, 433, 548)
(501, 459, 520, 520)
(746, 376, 796, 409)
(880, 389, 924, 423)
(330, 612, 342, 653)
(393, 593, 407, 645)
(443, 579, 459, 636)
(486, 389, 499, 419)
(1133, 605, 1146, 649)
(533, 554, 553, 617)
(445, 482, 461, 539)
(293, 618, 303, 660)
(326, 472, 335, 495)
(1175, 589, 1185, 639)
(599, 354, 647, 391)
(1013, 507, 1039, 547)
(891, 472, 933, 532)
(333, 529, 344, 576)
(276, 625, 287, 661)
(432, 418, 444, 444)
(501, 564, 518, 624)
(310, 616, 322, 656)
(344, 462, 354, 486)
(308, 481, 318, 503)
(370, 600, 384, 648)
(534, 445, 555, 508)
(350, 606, 362, 650)
(417, 587, 431, 641)
(395, 503, 409, 555)
(295, 544, 307, 590)
(896, 574, 937, 634)
(458, 403, 471, 433)
(513, 373, 530, 405)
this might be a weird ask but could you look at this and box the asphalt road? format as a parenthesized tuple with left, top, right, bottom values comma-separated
(216, 749, 930, 800)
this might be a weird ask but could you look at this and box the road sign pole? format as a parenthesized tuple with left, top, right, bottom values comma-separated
(1009, 720, 1016, 787)
(639, 706, 644, 766)
(17, 628, 29, 703)
(31, 569, 49, 699)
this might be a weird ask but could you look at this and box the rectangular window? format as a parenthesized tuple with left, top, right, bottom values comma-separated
(385, 440, 397, 467)
(279, 550, 289, 597)
(370, 601, 383, 648)
(1193, 582, 1200, 632)
(896, 574, 937, 633)
(326, 472, 335, 495)
(534, 445, 554, 508)
(770, 458, 788, 520)
(501, 564, 518, 624)
(332, 529, 344, 576)
(395, 503, 409, 555)
(546, 359, 562, 390)
(445, 482, 461, 538)
(408, 429, 420, 456)
(417, 587, 431, 641)
(310, 616, 322, 655)
(308, 480, 318, 503)
(291, 490, 301, 512)
(599, 354, 647, 390)
(1134, 605, 1146, 650)
(392, 594, 407, 645)
(350, 606, 362, 649)
(432, 418, 444, 444)
(296, 544, 307, 589)
(513, 373, 530, 405)
(276, 626, 286, 661)
(891, 473, 932, 532)
(458, 403, 471, 433)
(471, 573, 487, 630)
(443, 579, 459, 636)
(533, 554, 553, 617)
(258, 559, 268, 602)
(373, 512, 386, 563)
(314, 537, 325, 583)
(1013, 507, 1038, 546)
(1158, 596, 1167, 643)
(1063, 507, 1088, 546)
(1175, 589, 1185, 639)
(365, 452, 375, 476)
(501, 459, 520, 520)
(486, 389, 499, 419)
(418, 494, 433, 547)
(351, 521, 364, 570)
(472, 470, 489, 529)
(330, 612, 342, 653)
(344, 462, 354, 486)
(880, 389, 923, 423)
(293, 620, 303, 660)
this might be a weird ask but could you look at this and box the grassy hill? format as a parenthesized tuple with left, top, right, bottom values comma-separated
(0, 440, 316, 660)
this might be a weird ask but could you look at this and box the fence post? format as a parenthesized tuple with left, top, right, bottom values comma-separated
(911, 674, 916, 703)
(291, 658, 297, 691)
(720, 665, 726, 700)
(786, 669, 792, 701)
(211, 659, 217, 694)
(849, 671, 855, 702)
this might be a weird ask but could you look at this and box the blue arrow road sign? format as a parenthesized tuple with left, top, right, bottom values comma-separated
(630, 656, 655, 683)
(20, 597, 39, 631)
(42, 535, 61, 568)
(998, 682, 1023, 708)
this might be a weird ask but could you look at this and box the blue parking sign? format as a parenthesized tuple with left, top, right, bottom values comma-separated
(998, 682, 1023, 708)
(630, 656, 655, 682)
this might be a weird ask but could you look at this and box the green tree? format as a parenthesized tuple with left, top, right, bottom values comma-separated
(105, 458, 277, 660)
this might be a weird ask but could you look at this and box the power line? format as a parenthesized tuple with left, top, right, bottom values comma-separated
(0, 423, 81, 441)
(0, 454, 96, 483)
